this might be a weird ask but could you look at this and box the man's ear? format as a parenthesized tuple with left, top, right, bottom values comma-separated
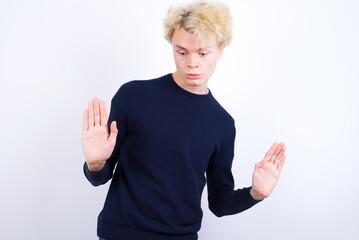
(218, 47, 225, 59)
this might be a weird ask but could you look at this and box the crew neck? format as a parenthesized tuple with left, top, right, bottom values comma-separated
(166, 73, 212, 100)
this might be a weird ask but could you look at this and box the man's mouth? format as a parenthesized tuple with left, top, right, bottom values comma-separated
(186, 74, 201, 79)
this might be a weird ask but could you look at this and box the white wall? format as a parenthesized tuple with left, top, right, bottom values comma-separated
(1, 0, 358, 239)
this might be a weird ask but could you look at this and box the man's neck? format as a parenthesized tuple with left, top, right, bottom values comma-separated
(172, 72, 208, 95)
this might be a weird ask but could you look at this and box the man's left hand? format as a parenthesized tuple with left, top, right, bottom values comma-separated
(250, 142, 287, 201)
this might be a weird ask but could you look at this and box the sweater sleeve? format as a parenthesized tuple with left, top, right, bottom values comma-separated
(83, 83, 132, 186)
(206, 121, 262, 217)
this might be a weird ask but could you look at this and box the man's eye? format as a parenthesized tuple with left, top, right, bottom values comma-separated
(178, 52, 186, 56)
(200, 52, 208, 56)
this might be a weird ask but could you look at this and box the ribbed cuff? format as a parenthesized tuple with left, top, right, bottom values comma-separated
(83, 162, 108, 186)
(245, 186, 264, 204)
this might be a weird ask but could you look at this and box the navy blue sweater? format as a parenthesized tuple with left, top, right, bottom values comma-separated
(84, 74, 261, 240)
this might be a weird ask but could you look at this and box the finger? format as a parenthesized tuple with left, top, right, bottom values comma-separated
(269, 142, 284, 163)
(82, 109, 89, 132)
(108, 121, 118, 145)
(93, 96, 100, 126)
(263, 142, 279, 163)
(254, 162, 262, 170)
(277, 151, 286, 172)
(88, 100, 94, 128)
(99, 100, 108, 126)
(274, 148, 284, 167)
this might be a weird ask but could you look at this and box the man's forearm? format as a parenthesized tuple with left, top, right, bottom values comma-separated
(208, 187, 262, 217)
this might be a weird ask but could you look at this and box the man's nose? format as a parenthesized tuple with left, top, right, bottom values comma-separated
(187, 53, 199, 68)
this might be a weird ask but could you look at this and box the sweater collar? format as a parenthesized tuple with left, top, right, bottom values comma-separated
(167, 73, 212, 100)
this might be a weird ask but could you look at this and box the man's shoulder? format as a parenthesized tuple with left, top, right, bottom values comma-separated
(112, 73, 171, 99)
(210, 95, 235, 125)
(122, 73, 171, 89)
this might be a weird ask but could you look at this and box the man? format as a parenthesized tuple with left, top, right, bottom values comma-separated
(82, 2, 286, 240)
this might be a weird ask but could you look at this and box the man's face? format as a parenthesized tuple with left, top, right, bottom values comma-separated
(171, 27, 224, 94)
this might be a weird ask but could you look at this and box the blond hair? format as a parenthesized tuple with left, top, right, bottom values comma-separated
(163, 1, 232, 48)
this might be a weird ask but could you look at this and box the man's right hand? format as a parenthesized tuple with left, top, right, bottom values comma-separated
(81, 96, 118, 172)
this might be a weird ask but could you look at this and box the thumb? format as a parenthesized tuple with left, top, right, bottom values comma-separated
(255, 161, 263, 169)
(108, 121, 118, 144)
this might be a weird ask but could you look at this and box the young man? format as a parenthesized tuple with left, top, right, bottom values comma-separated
(82, 2, 286, 240)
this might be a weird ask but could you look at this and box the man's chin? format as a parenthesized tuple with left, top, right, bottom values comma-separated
(185, 79, 203, 86)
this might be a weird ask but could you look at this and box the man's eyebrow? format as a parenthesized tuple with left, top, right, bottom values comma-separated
(174, 45, 188, 51)
(174, 44, 211, 51)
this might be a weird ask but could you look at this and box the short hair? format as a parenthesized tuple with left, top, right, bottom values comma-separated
(163, 1, 232, 48)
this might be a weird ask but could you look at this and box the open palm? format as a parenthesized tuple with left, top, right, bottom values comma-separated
(81, 96, 118, 172)
(251, 142, 286, 200)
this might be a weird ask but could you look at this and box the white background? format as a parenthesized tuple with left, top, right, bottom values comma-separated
(1, 0, 358, 239)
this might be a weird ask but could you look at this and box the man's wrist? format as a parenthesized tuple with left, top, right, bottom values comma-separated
(250, 187, 265, 201)
(87, 162, 105, 172)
